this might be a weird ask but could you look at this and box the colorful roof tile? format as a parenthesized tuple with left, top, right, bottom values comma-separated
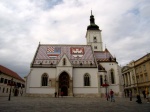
(94, 48, 116, 62)
(32, 44, 97, 68)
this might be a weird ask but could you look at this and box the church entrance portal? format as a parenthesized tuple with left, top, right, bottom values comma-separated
(59, 72, 69, 96)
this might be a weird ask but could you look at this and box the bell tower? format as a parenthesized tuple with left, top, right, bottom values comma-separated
(86, 11, 103, 51)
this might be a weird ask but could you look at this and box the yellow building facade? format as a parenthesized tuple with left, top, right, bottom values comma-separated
(122, 53, 150, 97)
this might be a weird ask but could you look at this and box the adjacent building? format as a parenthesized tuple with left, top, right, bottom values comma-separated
(0, 65, 25, 96)
(26, 12, 122, 97)
(122, 53, 150, 97)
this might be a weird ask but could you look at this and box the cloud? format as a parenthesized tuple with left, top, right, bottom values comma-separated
(0, 0, 150, 77)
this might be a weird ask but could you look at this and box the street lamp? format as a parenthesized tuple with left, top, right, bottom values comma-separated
(102, 75, 109, 101)
(8, 78, 13, 101)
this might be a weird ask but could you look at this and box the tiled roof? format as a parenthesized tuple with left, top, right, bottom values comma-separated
(94, 48, 116, 62)
(0, 65, 24, 82)
(32, 44, 97, 68)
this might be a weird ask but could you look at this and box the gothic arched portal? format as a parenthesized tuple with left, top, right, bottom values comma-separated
(59, 72, 69, 96)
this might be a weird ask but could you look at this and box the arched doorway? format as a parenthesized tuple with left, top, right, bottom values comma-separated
(59, 72, 69, 96)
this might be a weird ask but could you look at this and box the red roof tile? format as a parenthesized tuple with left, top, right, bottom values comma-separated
(0, 65, 24, 82)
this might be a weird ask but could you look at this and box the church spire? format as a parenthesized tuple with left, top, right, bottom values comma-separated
(90, 10, 95, 25)
(87, 10, 99, 30)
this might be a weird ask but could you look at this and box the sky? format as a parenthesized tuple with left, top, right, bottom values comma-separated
(0, 0, 150, 78)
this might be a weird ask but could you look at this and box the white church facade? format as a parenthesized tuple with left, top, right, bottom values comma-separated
(26, 12, 122, 97)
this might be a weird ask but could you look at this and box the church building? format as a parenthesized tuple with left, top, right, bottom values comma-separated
(26, 12, 122, 97)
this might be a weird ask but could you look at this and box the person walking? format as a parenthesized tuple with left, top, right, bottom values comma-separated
(110, 89, 115, 102)
(129, 91, 132, 101)
(54, 92, 57, 98)
(146, 91, 150, 103)
(142, 90, 146, 99)
(136, 93, 142, 104)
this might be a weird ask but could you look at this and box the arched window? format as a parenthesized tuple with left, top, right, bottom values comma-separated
(110, 69, 115, 84)
(41, 74, 48, 86)
(63, 58, 66, 65)
(84, 74, 90, 86)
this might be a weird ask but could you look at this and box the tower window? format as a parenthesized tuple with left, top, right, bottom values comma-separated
(93, 37, 97, 42)
(94, 46, 97, 49)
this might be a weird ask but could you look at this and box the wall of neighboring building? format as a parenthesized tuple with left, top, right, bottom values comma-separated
(134, 54, 150, 95)
(0, 73, 25, 97)
(122, 53, 150, 98)
(122, 64, 138, 97)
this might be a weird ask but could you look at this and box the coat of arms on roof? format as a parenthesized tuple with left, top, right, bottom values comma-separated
(70, 47, 84, 58)
(47, 47, 61, 58)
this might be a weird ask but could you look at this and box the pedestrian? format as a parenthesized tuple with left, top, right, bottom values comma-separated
(129, 91, 132, 101)
(54, 92, 57, 98)
(136, 93, 142, 104)
(110, 89, 115, 102)
(142, 90, 146, 99)
(146, 92, 150, 103)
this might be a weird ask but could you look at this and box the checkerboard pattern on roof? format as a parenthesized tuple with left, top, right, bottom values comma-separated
(34, 45, 96, 66)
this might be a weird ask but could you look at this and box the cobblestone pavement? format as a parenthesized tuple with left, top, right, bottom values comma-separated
(0, 96, 150, 112)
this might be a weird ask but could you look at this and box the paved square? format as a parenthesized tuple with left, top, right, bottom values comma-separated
(0, 96, 150, 112)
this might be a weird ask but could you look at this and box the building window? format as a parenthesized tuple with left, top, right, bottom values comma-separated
(136, 68, 138, 73)
(139, 67, 142, 73)
(0, 78, 4, 83)
(4, 79, 7, 84)
(140, 75, 143, 82)
(93, 37, 97, 42)
(143, 65, 146, 71)
(145, 73, 148, 82)
(3, 88, 5, 93)
(136, 76, 139, 83)
(110, 69, 115, 84)
(41, 74, 48, 86)
(84, 74, 90, 86)
(94, 46, 97, 49)
(100, 75, 103, 86)
(132, 76, 135, 84)
(63, 58, 66, 65)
